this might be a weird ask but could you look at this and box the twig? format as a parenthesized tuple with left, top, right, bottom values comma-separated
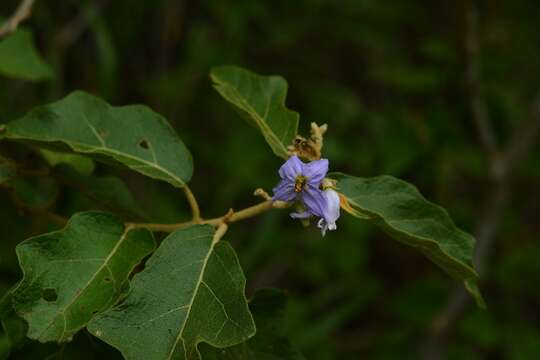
(0, 0, 35, 38)
(254, 188, 272, 201)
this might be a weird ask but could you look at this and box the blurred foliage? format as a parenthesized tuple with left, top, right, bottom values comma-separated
(0, 0, 539, 359)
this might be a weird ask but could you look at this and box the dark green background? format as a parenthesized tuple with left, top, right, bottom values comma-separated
(1, 0, 539, 359)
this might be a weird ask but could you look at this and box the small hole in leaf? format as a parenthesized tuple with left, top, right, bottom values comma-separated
(139, 140, 150, 149)
(92, 310, 98, 314)
(42, 288, 57, 302)
(104, 277, 112, 283)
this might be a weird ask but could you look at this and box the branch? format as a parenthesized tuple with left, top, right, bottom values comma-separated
(126, 199, 289, 233)
(0, 0, 35, 38)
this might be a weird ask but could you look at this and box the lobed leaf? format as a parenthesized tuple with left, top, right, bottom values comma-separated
(88, 224, 255, 360)
(11, 212, 155, 343)
(332, 173, 484, 306)
(3, 91, 193, 188)
(210, 66, 299, 159)
(0, 28, 53, 81)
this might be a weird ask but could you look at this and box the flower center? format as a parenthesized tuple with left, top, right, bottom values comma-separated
(294, 175, 307, 193)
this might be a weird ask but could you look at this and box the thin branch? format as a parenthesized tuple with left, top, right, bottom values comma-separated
(126, 200, 282, 233)
(0, 0, 35, 38)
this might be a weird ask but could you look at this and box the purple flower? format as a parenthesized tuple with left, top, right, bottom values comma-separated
(317, 188, 340, 236)
(272, 155, 329, 220)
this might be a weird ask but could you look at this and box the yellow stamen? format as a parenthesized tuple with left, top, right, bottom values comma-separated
(294, 175, 307, 193)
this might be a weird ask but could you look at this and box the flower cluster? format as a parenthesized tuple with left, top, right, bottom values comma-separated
(272, 156, 340, 236)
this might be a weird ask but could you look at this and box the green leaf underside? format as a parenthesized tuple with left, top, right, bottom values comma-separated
(39, 149, 95, 176)
(332, 173, 482, 303)
(88, 225, 255, 360)
(200, 289, 305, 360)
(3, 91, 193, 188)
(56, 165, 145, 220)
(0, 28, 53, 81)
(11, 212, 155, 343)
(210, 66, 299, 159)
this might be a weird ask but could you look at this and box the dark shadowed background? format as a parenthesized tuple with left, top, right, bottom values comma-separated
(1, 0, 540, 359)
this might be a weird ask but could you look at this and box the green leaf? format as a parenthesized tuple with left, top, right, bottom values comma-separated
(332, 173, 484, 306)
(11, 212, 155, 343)
(0, 28, 53, 81)
(55, 165, 145, 220)
(39, 149, 95, 176)
(3, 91, 193, 188)
(200, 289, 305, 360)
(210, 66, 299, 159)
(88, 225, 255, 360)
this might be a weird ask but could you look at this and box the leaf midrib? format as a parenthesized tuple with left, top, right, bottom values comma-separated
(167, 234, 217, 360)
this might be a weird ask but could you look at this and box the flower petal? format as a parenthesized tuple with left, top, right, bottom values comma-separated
(317, 218, 329, 237)
(278, 155, 304, 181)
(304, 158, 329, 185)
(322, 188, 341, 226)
(272, 180, 296, 202)
(302, 184, 326, 217)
